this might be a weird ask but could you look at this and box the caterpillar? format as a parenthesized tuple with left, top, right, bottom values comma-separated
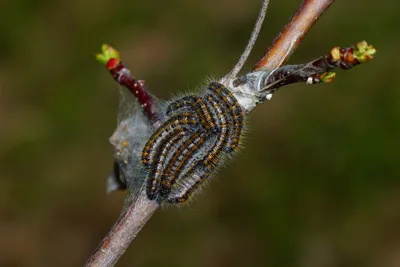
(142, 82, 245, 204)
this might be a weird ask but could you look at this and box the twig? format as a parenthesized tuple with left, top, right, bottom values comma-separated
(226, 40, 376, 111)
(233, 41, 376, 98)
(222, 0, 270, 82)
(253, 0, 335, 71)
(96, 45, 161, 124)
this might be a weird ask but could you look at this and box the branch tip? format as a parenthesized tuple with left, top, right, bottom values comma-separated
(328, 41, 376, 69)
(96, 44, 120, 67)
(353, 40, 376, 62)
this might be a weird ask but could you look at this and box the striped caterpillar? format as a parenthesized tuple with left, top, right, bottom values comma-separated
(142, 81, 244, 204)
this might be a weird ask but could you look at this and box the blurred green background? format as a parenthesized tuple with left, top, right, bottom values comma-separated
(1, 0, 399, 266)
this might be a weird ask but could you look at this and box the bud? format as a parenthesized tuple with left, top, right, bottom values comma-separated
(96, 44, 120, 68)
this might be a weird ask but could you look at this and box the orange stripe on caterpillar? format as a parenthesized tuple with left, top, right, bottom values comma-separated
(160, 130, 209, 197)
(146, 129, 186, 200)
(208, 82, 244, 152)
(141, 112, 198, 166)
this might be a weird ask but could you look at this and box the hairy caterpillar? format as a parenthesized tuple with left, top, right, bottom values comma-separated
(142, 81, 245, 204)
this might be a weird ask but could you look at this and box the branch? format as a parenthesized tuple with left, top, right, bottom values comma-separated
(253, 0, 335, 71)
(85, 192, 159, 266)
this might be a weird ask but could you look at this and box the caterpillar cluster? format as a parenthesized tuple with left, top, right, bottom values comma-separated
(141, 82, 244, 204)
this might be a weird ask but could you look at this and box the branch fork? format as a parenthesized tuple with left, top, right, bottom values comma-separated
(87, 1, 376, 266)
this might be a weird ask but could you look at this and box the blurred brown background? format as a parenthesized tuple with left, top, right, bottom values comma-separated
(1, 0, 399, 266)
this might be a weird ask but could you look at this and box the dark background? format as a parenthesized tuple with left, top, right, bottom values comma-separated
(1, 0, 399, 266)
